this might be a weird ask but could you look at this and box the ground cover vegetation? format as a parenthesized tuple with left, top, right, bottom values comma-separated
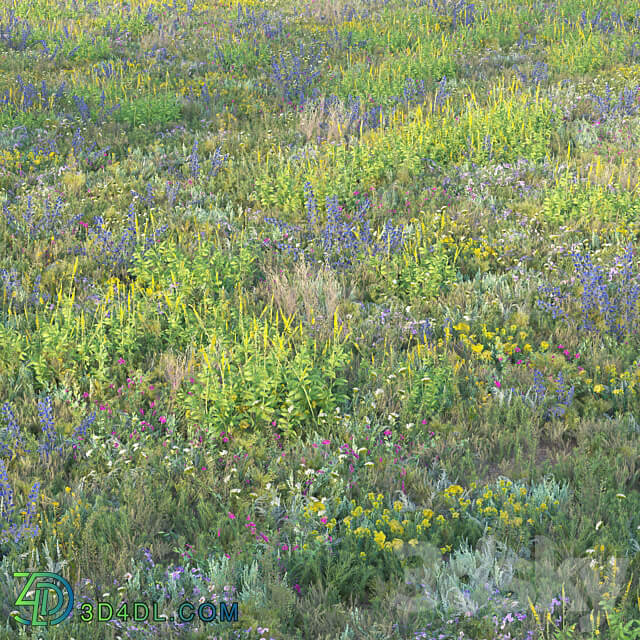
(1, 0, 640, 637)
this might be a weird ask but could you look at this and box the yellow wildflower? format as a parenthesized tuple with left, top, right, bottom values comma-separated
(391, 538, 404, 552)
(373, 530, 386, 548)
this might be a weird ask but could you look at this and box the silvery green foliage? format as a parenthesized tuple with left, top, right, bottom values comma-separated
(396, 535, 520, 623)
(396, 532, 629, 633)
(526, 475, 570, 508)
(240, 558, 267, 606)
(0, 125, 29, 150)
(206, 553, 233, 588)
(26, 538, 69, 574)
(568, 118, 600, 148)
(189, 192, 241, 233)
(340, 605, 395, 640)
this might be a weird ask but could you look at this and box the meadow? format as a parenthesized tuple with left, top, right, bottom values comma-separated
(1, 0, 640, 637)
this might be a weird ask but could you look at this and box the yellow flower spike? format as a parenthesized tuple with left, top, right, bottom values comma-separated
(529, 598, 541, 627)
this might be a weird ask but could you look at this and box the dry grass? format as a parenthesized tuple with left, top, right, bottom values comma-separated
(298, 100, 325, 143)
(160, 347, 196, 404)
(304, 0, 354, 24)
(263, 257, 343, 341)
(298, 96, 353, 143)
(304, 0, 389, 25)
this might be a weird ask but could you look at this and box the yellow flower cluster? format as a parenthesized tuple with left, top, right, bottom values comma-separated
(585, 361, 640, 397)
(302, 492, 450, 555)
(450, 321, 533, 363)
(0, 149, 57, 170)
(464, 478, 562, 545)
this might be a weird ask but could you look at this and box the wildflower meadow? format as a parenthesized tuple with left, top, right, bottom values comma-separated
(2, 0, 640, 638)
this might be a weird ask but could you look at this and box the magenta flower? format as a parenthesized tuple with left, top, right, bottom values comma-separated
(228, 512, 235, 520)
(117, 357, 125, 365)
(494, 380, 501, 388)
(159, 416, 166, 424)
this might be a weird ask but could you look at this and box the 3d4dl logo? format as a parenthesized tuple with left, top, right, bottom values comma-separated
(13, 573, 74, 626)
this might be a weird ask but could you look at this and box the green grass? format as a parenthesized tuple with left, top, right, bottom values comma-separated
(1, 0, 640, 638)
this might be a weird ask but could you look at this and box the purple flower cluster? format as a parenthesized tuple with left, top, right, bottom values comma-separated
(264, 182, 405, 271)
(571, 243, 639, 338)
(270, 42, 325, 107)
(0, 402, 31, 459)
(0, 458, 40, 547)
(0, 10, 32, 52)
(547, 371, 575, 419)
(37, 396, 64, 462)
(587, 83, 640, 122)
(87, 201, 167, 277)
(230, 5, 285, 40)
